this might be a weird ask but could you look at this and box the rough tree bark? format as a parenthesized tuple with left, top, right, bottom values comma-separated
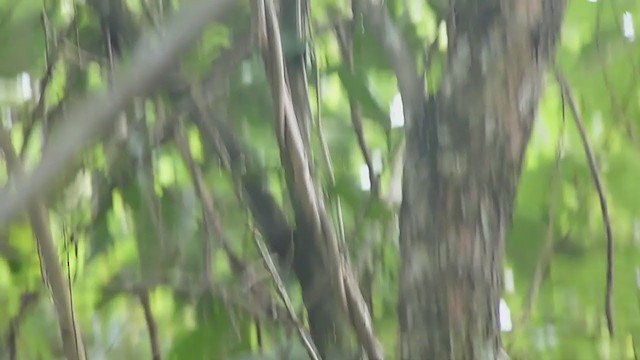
(397, 1, 566, 359)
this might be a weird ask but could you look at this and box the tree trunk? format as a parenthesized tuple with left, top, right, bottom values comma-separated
(398, 1, 566, 359)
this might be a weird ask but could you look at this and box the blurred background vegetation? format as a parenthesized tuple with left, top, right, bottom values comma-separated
(0, 0, 638, 359)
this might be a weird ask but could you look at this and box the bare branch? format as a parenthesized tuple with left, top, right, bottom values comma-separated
(175, 122, 321, 356)
(174, 122, 243, 272)
(256, 1, 383, 358)
(555, 67, 615, 337)
(139, 291, 162, 360)
(335, 21, 379, 196)
(0, 129, 85, 360)
(0, 0, 237, 227)
(252, 229, 321, 360)
(258, 0, 346, 311)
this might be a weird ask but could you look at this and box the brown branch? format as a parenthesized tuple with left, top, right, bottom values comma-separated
(0, 0, 237, 227)
(0, 129, 85, 360)
(335, 21, 379, 196)
(175, 122, 319, 355)
(256, 1, 383, 358)
(258, 0, 347, 311)
(281, 0, 313, 148)
(252, 229, 321, 360)
(310, 31, 349, 263)
(555, 67, 615, 337)
(139, 291, 161, 360)
(174, 122, 243, 274)
(190, 100, 294, 259)
(173, 13, 372, 357)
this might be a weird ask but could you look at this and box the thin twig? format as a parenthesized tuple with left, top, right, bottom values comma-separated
(0, 129, 85, 360)
(175, 123, 309, 346)
(257, 0, 347, 308)
(310, 20, 348, 250)
(335, 21, 379, 196)
(0, 0, 237, 227)
(256, 1, 384, 358)
(555, 67, 615, 337)
(139, 291, 162, 360)
(20, 14, 78, 159)
(174, 123, 242, 273)
(252, 229, 322, 360)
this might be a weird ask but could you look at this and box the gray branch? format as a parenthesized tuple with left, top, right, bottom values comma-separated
(0, 0, 238, 227)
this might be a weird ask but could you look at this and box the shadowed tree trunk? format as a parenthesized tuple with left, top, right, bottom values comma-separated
(398, 1, 566, 359)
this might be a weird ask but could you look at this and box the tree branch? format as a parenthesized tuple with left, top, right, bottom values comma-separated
(335, 20, 379, 196)
(0, 130, 85, 360)
(176, 122, 310, 350)
(0, 0, 237, 227)
(139, 291, 161, 360)
(252, 229, 321, 360)
(256, 1, 383, 358)
(555, 67, 615, 336)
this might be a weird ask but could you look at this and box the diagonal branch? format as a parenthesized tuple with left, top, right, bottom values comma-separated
(0, 0, 237, 227)
(555, 67, 615, 337)
(175, 122, 319, 355)
(138, 291, 161, 360)
(257, 0, 345, 311)
(20, 13, 78, 159)
(256, 1, 383, 358)
(352, 0, 425, 129)
(251, 229, 321, 360)
(189, 93, 294, 258)
(335, 21, 379, 196)
(0, 129, 85, 360)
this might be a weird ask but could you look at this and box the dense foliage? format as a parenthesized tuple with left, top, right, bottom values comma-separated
(0, 0, 638, 359)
